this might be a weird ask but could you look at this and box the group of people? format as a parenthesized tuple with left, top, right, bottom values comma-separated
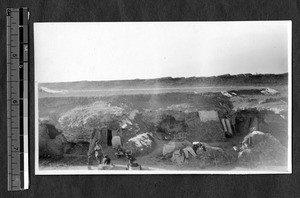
(87, 128, 114, 170)
(87, 127, 141, 170)
(87, 126, 210, 169)
(87, 139, 114, 170)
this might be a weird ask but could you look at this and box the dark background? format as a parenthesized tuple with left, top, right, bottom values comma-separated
(0, 0, 299, 197)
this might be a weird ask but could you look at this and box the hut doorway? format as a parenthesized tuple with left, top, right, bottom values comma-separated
(107, 129, 112, 146)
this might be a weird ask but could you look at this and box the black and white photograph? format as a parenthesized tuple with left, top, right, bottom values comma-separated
(34, 22, 291, 174)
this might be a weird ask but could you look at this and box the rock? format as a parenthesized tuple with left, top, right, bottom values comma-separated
(125, 133, 154, 156)
(237, 131, 287, 166)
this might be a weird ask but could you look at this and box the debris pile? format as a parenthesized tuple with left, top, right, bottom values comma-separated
(162, 141, 235, 167)
(162, 140, 192, 156)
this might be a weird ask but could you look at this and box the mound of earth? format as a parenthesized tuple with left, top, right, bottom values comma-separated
(59, 101, 126, 142)
(237, 131, 287, 166)
(39, 122, 67, 158)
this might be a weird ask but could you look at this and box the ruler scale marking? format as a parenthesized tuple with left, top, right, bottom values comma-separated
(7, 8, 29, 191)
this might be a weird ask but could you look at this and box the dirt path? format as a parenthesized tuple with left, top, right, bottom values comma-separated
(39, 134, 288, 172)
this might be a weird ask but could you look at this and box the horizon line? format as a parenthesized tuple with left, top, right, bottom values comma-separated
(38, 72, 288, 84)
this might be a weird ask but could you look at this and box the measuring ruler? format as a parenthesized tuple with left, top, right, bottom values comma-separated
(7, 7, 29, 191)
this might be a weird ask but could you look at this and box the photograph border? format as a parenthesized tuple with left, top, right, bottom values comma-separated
(34, 21, 292, 175)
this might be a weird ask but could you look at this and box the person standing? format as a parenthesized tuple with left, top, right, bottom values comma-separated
(87, 128, 103, 166)
(94, 141, 104, 165)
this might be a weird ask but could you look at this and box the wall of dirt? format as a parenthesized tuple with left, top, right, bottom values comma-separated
(130, 108, 226, 142)
(185, 112, 225, 142)
(235, 109, 288, 146)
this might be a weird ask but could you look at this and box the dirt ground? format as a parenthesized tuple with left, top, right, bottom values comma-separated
(39, 134, 288, 172)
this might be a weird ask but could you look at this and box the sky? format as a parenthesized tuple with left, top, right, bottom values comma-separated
(34, 21, 291, 83)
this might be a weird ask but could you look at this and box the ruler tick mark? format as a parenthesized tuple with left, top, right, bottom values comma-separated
(7, 7, 29, 191)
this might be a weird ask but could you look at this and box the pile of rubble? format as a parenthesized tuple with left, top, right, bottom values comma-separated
(161, 140, 235, 167)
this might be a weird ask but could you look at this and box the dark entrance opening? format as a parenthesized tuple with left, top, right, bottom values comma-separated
(107, 130, 112, 146)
